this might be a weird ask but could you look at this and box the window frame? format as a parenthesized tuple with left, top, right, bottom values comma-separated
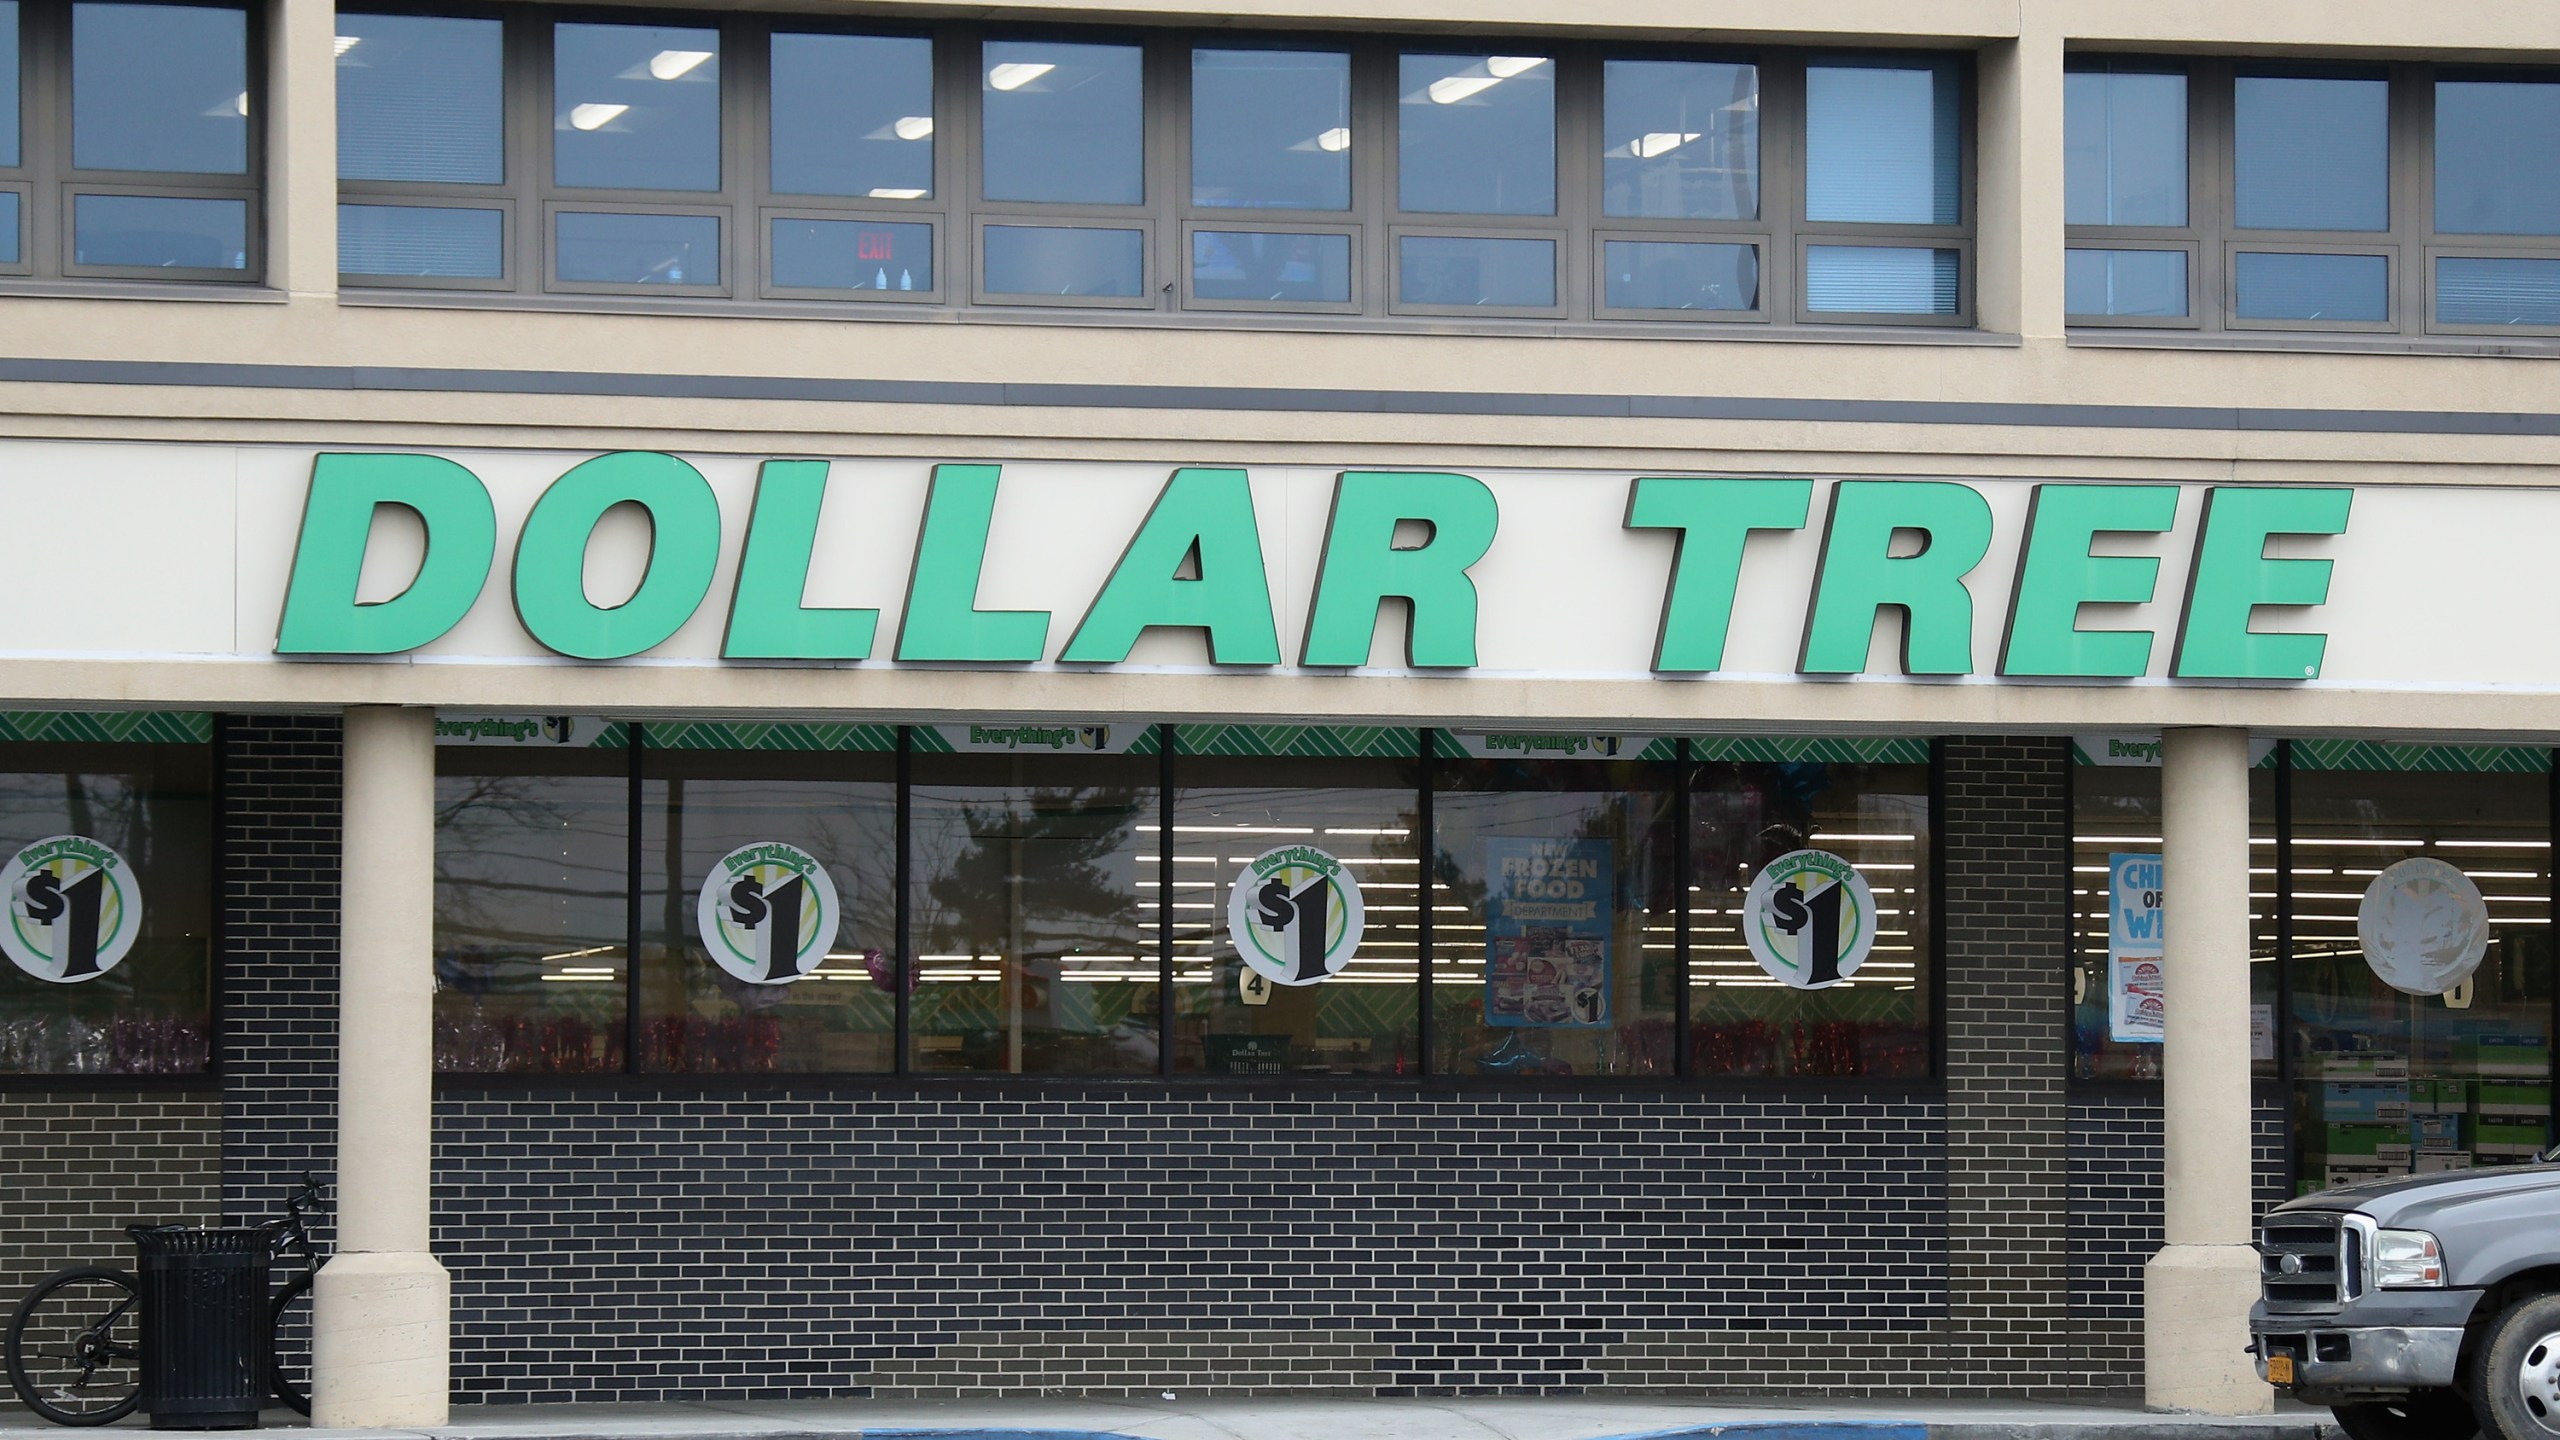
(10, 0, 266, 284)
(1791, 51, 1976, 328)
(332, 2, 515, 292)
(752, 15, 947, 305)
(328, 17, 1979, 333)
(2068, 54, 2560, 339)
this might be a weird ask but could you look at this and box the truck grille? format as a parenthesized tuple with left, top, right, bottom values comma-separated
(2260, 1214, 2354, 1312)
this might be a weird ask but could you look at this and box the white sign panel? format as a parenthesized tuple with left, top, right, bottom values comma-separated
(2108, 852, 2165, 1044)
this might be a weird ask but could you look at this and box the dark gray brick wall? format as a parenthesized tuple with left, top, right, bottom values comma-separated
(432, 1088, 1948, 1403)
(0, 1090, 222, 1417)
(2065, 1089, 2290, 1397)
(1938, 737, 2073, 1394)
(218, 715, 341, 1228)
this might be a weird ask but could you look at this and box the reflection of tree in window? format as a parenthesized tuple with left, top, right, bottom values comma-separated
(921, 786, 1139, 958)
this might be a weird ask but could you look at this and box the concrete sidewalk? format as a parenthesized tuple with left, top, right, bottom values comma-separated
(4, 1396, 2344, 1440)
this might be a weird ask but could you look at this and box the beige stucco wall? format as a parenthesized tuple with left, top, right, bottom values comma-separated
(5, 0, 2559, 737)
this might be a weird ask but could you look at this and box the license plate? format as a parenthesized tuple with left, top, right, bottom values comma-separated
(2267, 1354, 2295, 1385)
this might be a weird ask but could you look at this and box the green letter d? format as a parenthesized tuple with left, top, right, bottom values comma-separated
(276, 452, 497, 654)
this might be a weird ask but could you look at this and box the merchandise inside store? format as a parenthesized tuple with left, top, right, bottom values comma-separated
(2070, 741, 2557, 1192)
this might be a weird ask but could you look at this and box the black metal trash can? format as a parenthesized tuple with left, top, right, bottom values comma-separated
(127, 1225, 270, 1430)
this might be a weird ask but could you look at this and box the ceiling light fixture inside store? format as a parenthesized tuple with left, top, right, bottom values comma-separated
(988, 61, 1054, 91)
(1315, 126, 1351, 152)
(868, 187, 927, 199)
(332, 34, 359, 56)
(893, 115, 935, 140)
(649, 49, 713, 80)
(1633, 130, 1702, 158)
(569, 102, 628, 131)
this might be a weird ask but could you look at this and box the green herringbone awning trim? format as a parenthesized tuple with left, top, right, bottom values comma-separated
(1174, 724, 1421, 759)
(0, 711, 213, 744)
(2289, 740, 2551, 773)
(638, 721, 899, 753)
(1686, 737, 1931, 765)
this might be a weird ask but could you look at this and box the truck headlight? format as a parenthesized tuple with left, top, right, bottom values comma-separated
(2374, 1228, 2445, 1288)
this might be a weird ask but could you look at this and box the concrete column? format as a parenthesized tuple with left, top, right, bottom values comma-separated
(1973, 8, 2068, 339)
(264, 0, 337, 299)
(314, 707, 449, 1426)
(2144, 726, 2267, 1415)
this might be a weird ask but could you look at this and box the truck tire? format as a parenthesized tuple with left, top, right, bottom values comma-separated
(2468, 1291, 2560, 1439)
(2330, 1392, 2480, 1440)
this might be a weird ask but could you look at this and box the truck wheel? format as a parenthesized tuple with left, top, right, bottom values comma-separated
(2331, 1391, 2481, 1440)
(2468, 1292, 2560, 1439)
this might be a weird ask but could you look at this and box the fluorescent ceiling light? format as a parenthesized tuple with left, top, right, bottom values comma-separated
(1486, 55, 1547, 78)
(569, 102, 628, 131)
(988, 61, 1054, 91)
(332, 34, 359, 56)
(893, 114, 935, 140)
(1315, 126, 1351, 152)
(649, 49, 713, 80)
(867, 187, 927, 199)
(209, 91, 249, 118)
(1634, 130, 1702, 158)
(1427, 74, 1498, 105)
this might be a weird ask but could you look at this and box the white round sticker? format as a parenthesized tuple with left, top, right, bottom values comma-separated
(695, 842, 843, 985)
(1228, 845, 1365, 987)
(1, 835, 143, 985)
(2358, 856, 2489, 997)
(1742, 849, 1878, 990)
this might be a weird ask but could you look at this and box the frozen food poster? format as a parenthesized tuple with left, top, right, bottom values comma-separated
(1484, 837, 1612, 1028)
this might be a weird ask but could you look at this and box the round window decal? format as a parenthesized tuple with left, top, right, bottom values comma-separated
(695, 841, 843, 985)
(1, 835, 143, 985)
(1742, 849, 1877, 991)
(1228, 844, 1365, 987)
(2357, 856, 2489, 997)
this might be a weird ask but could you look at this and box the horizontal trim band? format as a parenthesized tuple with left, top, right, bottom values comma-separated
(3, 355, 2557, 436)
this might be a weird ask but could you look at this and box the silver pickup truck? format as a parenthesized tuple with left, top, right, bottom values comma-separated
(2252, 1158, 2560, 1440)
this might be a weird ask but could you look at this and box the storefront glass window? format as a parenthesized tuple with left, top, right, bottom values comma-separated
(2290, 763, 2552, 1190)
(432, 744, 627, 1072)
(2068, 756, 2278, 1081)
(2234, 74, 2388, 232)
(1171, 751, 1421, 1076)
(1689, 757, 1931, 1078)
(337, 12, 502, 185)
(72, 1, 247, 175)
(0, 740, 211, 1075)
(907, 746, 1157, 1074)
(637, 746, 896, 1073)
(1429, 753, 1677, 1076)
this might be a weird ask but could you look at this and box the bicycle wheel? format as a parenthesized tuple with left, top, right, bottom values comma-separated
(267, 1273, 312, 1416)
(5, 1267, 143, 1425)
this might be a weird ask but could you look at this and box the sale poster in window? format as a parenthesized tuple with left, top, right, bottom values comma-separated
(1484, 837, 1611, 1028)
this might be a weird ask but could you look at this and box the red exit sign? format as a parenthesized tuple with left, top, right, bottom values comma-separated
(858, 231, 897, 261)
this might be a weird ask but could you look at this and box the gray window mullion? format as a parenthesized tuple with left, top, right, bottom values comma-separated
(24, 0, 58, 276)
(1145, 30, 1177, 310)
(726, 11, 756, 299)
(1764, 53, 1800, 322)
(1357, 35, 1389, 318)
(1555, 44, 1594, 322)
(520, 10, 552, 294)
(2393, 61, 2429, 334)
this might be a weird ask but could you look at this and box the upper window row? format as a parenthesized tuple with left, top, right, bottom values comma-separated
(0, 0, 260, 280)
(329, 16, 1972, 322)
(2066, 58, 2560, 335)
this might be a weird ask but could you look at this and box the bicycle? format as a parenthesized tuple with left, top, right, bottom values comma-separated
(4, 1175, 329, 1425)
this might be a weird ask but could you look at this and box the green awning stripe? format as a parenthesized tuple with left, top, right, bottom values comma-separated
(0, 711, 214, 744)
